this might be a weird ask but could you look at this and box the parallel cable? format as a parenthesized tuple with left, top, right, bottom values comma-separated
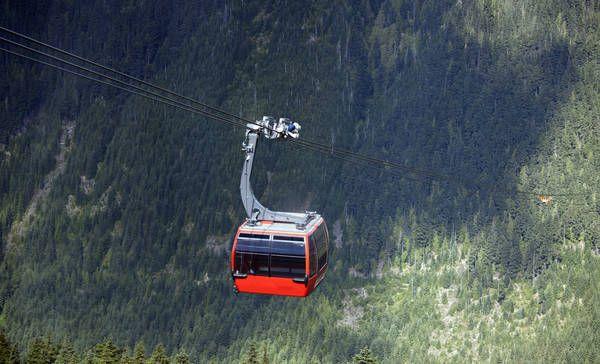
(0, 47, 246, 130)
(0, 28, 592, 199)
(0, 27, 470, 181)
(0, 43, 400, 183)
(0, 38, 262, 133)
(0, 26, 247, 126)
(0, 39, 365, 174)
(0, 32, 443, 183)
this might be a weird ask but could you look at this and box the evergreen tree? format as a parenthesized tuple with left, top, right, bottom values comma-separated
(244, 343, 259, 364)
(506, 239, 522, 279)
(352, 347, 377, 364)
(26, 338, 58, 364)
(132, 342, 145, 364)
(0, 331, 19, 364)
(55, 339, 77, 364)
(173, 350, 190, 364)
(119, 354, 134, 364)
(93, 339, 122, 364)
(82, 349, 95, 364)
(261, 346, 269, 364)
(413, 224, 430, 249)
(148, 344, 169, 364)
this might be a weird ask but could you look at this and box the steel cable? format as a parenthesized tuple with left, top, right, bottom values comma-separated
(0, 28, 592, 200)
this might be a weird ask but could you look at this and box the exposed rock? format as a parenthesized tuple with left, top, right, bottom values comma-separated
(352, 287, 368, 299)
(90, 186, 112, 216)
(348, 267, 367, 278)
(80, 175, 96, 195)
(206, 235, 229, 254)
(7, 122, 75, 249)
(183, 222, 195, 236)
(66, 195, 82, 217)
(194, 273, 210, 287)
(337, 288, 367, 329)
(375, 258, 385, 279)
(115, 191, 122, 206)
(111, 221, 123, 240)
(455, 258, 467, 275)
(333, 220, 343, 248)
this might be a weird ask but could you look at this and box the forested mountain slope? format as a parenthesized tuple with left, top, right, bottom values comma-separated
(0, 0, 598, 362)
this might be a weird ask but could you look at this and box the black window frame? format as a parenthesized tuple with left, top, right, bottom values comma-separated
(270, 254, 306, 278)
(236, 237, 271, 254)
(314, 224, 328, 271)
(234, 251, 270, 276)
(235, 233, 307, 278)
(239, 233, 269, 239)
(309, 235, 318, 277)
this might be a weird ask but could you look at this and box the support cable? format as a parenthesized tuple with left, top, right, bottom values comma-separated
(0, 28, 592, 200)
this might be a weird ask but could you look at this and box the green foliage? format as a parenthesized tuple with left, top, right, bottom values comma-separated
(0, 330, 19, 364)
(0, 0, 598, 363)
(131, 342, 145, 364)
(260, 346, 269, 364)
(148, 344, 168, 364)
(55, 339, 77, 364)
(352, 347, 377, 364)
(90, 340, 122, 364)
(25, 338, 58, 364)
(172, 350, 190, 364)
(243, 343, 259, 364)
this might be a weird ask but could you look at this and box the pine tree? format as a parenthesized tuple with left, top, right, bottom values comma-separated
(55, 338, 77, 364)
(119, 353, 134, 364)
(82, 350, 94, 364)
(244, 343, 259, 364)
(95, 339, 122, 364)
(148, 344, 169, 364)
(0, 330, 19, 364)
(26, 337, 58, 364)
(506, 239, 522, 279)
(132, 341, 145, 364)
(352, 347, 377, 364)
(413, 224, 429, 249)
(261, 346, 269, 364)
(173, 350, 190, 364)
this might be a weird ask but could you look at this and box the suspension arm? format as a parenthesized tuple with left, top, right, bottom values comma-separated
(240, 119, 315, 228)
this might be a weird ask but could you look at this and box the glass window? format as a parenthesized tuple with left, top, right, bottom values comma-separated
(239, 233, 269, 239)
(270, 240, 305, 256)
(235, 252, 269, 276)
(270, 255, 306, 278)
(314, 224, 328, 270)
(309, 236, 318, 276)
(318, 249, 327, 270)
(273, 235, 304, 242)
(236, 238, 270, 254)
(235, 234, 308, 279)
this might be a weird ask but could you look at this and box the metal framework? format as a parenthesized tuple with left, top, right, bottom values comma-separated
(240, 117, 315, 229)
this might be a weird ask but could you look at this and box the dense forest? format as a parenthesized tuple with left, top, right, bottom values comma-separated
(0, 0, 598, 362)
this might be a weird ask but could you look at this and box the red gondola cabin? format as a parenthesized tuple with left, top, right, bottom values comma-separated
(231, 216, 328, 297)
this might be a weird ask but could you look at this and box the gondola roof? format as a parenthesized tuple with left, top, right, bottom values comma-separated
(239, 215, 324, 234)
